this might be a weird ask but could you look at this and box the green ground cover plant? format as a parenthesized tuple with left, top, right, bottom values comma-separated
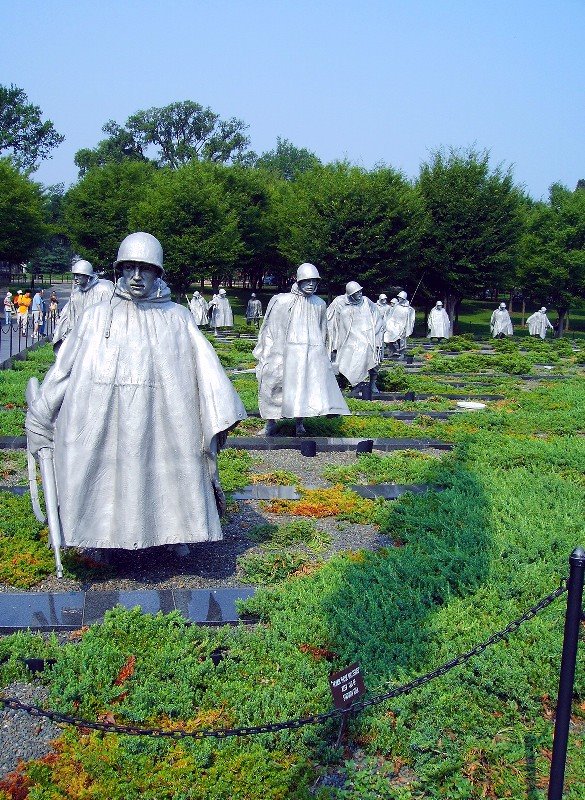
(0, 314, 584, 798)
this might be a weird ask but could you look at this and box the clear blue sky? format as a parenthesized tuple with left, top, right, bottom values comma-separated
(1, 0, 583, 199)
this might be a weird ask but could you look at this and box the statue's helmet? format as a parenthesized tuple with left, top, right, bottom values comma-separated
(390, 297, 398, 305)
(499, 302, 506, 309)
(296, 263, 320, 282)
(114, 232, 164, 273)
(436, 300, 443, 307)
(345, 281, 363, 296)
(540, 306, 547, 312)
(378, 293, 387, 300)
(397, 290, 408, 300)
(72, 259, 95, 277)
(193, 291, 200, 297)
(251, 293, 256, 298)
(219, 288, 227, 296)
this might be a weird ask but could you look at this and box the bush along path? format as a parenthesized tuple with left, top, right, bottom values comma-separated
(0, 345, 584, 797)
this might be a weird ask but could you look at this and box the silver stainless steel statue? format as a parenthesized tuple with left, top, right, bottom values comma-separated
(526, 307, 554, 339)
(253, 262, 350, 436)
(25, 232, 246, 563)
(427, 300, 451, 340)
(245, 293, 263, 328)
(384, 290, 415, 358)
(52, 260, 114, 350)
(327, 281, 384, 394)
(209, 288, 234, 333)
(188, 290, 209, 326)
(490, 303, 514, 338)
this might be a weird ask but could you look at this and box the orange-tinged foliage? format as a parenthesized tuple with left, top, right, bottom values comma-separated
(262, 485, 374, 520)
(113, 655, 136, 685)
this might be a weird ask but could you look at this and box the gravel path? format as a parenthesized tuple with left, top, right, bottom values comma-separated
(0, 682, 61, 779)
(0, 447, 443, 594)
(18, 449, 395, 593)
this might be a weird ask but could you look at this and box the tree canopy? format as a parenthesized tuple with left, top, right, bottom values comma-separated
(75, 101, 252, 176)
(517, 184, 585, 332)
(63, 161, 158, 268)
(129, 162, 243, 293)
(0, 158, 47, 263)
(255, 137, 321, 181)
(273, 162, 425, 294)
(417, 147, 523, 319)
(0, 84, 64, 172)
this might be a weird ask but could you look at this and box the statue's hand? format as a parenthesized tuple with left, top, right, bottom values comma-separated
(25, 428, 54, 456)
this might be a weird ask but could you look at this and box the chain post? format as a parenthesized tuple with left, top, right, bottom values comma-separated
(548, 547, 585, 800)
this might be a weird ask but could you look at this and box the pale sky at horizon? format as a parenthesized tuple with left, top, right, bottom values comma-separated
(1, 0, 583, 199)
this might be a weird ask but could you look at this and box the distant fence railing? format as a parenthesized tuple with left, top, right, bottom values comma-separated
(0, 309, 57, 364)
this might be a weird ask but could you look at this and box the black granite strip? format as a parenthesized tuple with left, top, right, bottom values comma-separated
(0, 587, 258, 633)
(0, 592, 84, 633)
(173, 587, 256, 625)
(373, 393, 505, 401)
(232, 484, 300, 500)
(350, 483, 444, 500)
(0, 437, 28, 450)
(227, 436, 453, 451)
(83, 589, 175, 626)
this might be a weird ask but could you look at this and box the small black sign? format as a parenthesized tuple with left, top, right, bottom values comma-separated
(329, 662, 366, 708)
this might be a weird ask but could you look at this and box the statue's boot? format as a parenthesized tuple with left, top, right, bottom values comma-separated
(261, 419, 278, 436)
(295, 418, 307, 436)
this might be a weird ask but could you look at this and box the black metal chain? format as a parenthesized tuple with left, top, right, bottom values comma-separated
(0, 581, 567, 740)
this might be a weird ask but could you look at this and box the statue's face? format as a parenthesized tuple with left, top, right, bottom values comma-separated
(379, 298, 387, 305)
(349, 290, 363, 303)
(298, 278, 318, 296)
(73, 273, 91, 289)
(120, 262, 159, 299)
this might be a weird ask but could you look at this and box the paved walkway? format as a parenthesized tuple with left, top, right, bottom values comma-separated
(0, 284, 71, 366)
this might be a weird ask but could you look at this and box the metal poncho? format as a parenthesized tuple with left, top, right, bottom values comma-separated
(327, 294, 384, 386)
(246, 297, 263, 321)
(376, 298, 391, 323)
(427, 305, 451, 338)
(210, 295, 233, 327)
(527, 310, 553, 339)
(490, 308, 514, 337)
(26, 279, 246, 550)
(189, 293, 209, 326)
(385, 301, 415, 343)
(253, 284, 350, 420)
(52, 277, 115, 346)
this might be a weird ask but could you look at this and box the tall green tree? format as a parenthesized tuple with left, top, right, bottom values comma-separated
(63, 161, 157, 269)
(0, 158, 47, 265)
(129, 162, 242, 293)
(517, 184, 585, 334)
(210, 164, 282, 288)
(417, 147, 522, 324)
(28, 185, 75, 275)
(273, 162, 425, 294)
(255, 137, 321, 181)
(75, 101, 252, 177)
(0, 84, 64, 172)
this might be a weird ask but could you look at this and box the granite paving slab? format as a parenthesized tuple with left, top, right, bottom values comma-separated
(83, 588, 176, 625)
(0, 587, 257, 632)
(373, 392, 505, 401)
(227, 436, 453, 451)
(0, 592, 84, 634)
(232, 484, 300, 500)
(350, 483, 443, 500)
